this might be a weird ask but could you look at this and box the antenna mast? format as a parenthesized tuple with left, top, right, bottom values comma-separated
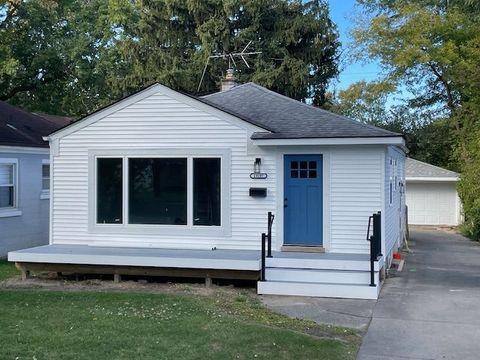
(197, 41, 261, 92)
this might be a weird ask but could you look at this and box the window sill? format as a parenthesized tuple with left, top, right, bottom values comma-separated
(89, 223, 230, 237)
(0, 209, 22, 218)
(40, 191, 50, 200)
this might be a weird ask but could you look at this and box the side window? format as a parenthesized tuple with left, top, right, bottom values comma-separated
(97, 158, 123, 224)
(193, 158, 221, 226)
(41, 160, 50, 199)
(0, 160, 17, 209)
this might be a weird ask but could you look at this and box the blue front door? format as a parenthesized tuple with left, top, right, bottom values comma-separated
(284, 155, 323, 246)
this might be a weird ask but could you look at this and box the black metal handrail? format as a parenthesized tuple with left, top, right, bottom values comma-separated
(260, 212, 275, 281)
(367, 211, 382, 287)
(261, 233, 266, 281)
(267, 211, 274, 258)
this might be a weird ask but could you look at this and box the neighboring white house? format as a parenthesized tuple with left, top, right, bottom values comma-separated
(9, 82, 407, 299)
(406, 158, 461, 226)
(0, 101, 71, 257)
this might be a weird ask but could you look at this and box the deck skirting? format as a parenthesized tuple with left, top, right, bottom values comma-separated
(14, 262, 261, 281)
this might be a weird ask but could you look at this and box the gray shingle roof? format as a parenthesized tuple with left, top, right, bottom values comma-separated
(201, 83, 401, 139)
(406, 158, 459, 179)
(0, 101, 72, 148)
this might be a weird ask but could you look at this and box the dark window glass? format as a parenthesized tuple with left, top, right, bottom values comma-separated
(291, 161, 298, 169)
(309, 161, 317, 169)
(309, 170, 317, 178)
(0, 187, 14, 208)
(97, 158, 123, 224)
(129, 158, 187, 225)
(0, 163, 15, 208)
(300, 170, 308, 178)
(194, 158, 221, 226)
(42, 164, 50, 190)
(291, 170, 298, 178)
(300, 161, 308, 169)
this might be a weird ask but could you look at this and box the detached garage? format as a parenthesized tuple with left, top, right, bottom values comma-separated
(406, 158, 461, 226)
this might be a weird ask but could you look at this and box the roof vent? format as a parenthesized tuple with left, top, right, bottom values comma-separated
(221, 68, 237, 92)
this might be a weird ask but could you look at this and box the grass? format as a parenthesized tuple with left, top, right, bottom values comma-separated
(0, 259, 19, 281)
(0, 262, 360, 360)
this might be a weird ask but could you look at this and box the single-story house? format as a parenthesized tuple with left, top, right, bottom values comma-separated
(405, 158, 461, 226)
(9, 81, 407, 299)
(0, 101, 71, 257)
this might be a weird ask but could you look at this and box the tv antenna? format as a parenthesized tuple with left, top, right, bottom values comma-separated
(197, 41, 261, 92)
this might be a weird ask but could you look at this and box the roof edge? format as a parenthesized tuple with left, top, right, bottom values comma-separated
(406, 176, 459, 182)
(47, 82, 272, 141)
(251, 135, 405, 147)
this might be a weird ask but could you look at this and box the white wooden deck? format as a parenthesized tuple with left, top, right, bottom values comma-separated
(8, 245, 384, 299)
(8, 245, 262, 271)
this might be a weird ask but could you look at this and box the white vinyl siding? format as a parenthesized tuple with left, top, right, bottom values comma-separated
(384, 146, 406, 258)
(52, 90, 276, 250)
(329, 148, 383, 254)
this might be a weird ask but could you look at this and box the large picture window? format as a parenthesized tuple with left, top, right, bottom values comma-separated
(97, 158, 123, 224)
(129, 158, 187, 225)
(0, 162, 16, 209)
(94, 154, 224, 229)
(194, 158, 221, 226)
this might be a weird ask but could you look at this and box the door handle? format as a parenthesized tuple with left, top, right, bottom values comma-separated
(284, 198, 288, 208)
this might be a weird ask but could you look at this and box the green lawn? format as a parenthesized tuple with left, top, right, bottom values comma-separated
(0, 259, 19, 281)
(0, 262, 360, 360)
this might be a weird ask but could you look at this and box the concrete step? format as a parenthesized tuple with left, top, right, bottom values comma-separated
(257, 280, 380, 300)
(265, 267, 380, 285)
(266, 257, 381, 271)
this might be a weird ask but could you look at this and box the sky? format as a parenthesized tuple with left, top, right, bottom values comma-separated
(327, 0, 382, 91)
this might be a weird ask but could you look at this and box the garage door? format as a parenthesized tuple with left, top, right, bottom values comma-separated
(406, 182, 459, 225)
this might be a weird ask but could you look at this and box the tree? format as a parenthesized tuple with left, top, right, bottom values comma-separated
(0, 0, 131, 116)
(114, 0, 340, 106)
(330, 80, 394, 124)
(351, 0, 480, 238)
(330, 82, 457, 170)
(353, 1, 480, 122)
(1, 0, 339, 113)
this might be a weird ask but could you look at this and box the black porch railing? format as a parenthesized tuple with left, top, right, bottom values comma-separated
(366, 211, 382, 287)
(260, 212, 275, 281)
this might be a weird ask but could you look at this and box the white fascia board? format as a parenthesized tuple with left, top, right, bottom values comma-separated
(0, 145, 49, 154)
(252, 136, 405, 147)
(47, 83, 269, 141)
(406, 176, 459, 182)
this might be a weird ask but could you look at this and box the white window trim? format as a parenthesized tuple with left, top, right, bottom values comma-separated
(0, 158, 22, 217)
(88, 148, 231, 236)
(40, 159, 50, 200)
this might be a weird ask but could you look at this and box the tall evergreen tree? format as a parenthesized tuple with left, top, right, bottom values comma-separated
(1, 0, 339, 113)
(115, 0, 340, 105)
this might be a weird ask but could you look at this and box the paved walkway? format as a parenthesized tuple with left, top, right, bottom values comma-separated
(262, 295, 376, 331)
(358, 229, 480, 360)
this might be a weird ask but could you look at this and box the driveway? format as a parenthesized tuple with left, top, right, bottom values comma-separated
(357, 228, 480, 360)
